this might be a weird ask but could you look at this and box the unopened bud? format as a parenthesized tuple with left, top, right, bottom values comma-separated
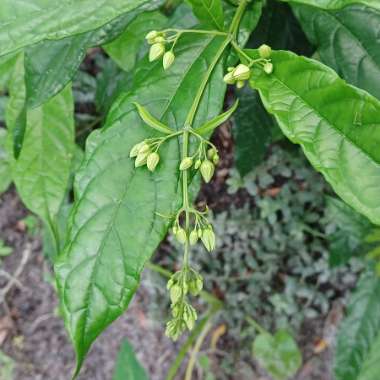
(176, 228, 187, 244)
(236, 80, 245, 89)
(129, 142, 144, 158)
(258, 44, 272, 59)
(170, 284, 182, 303)
(194, 159, 202, 169)
(223, 71, 235, 85)
(212, 153, 220, 165)
(149, 43, 165, 62)
(263, 62, 273, 74)
(189, 230, 198, 245)
(138, 142, 150, 154)
(200, 160, 215, 183)
(207, 148, 217, 160)
(147, 152, 160, 171)
(163, 51, 175, 70)
(145, 30, 158, 44)
(135, 151, 149, 167)
(154, 36, 165, 44)
(180, 157, 193, 170)
(232, 64, 251, 81)
(201, 228, 216, 252)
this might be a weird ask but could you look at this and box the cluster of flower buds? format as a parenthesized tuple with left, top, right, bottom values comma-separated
(258, 44, 273, 74)
(223, 63, 251, 89)
(129, 140, 160, 172)
(145, 30, 175, 70)
(166, 268, 203, 340)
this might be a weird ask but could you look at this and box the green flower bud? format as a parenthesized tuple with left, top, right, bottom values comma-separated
(167, 278, 174, 290)
(129, 142, 144, 158)
(147, 152, 160, 172)
(207, 148, 217, 160)
(170, 284, 182, 303)
(223, 71, 235, 85)
(263, 62, 274, 74)
(200, 160, 215, 183)
(176, 228, 187, 244)
(154, 36, 165, 44)
(145, 30, 158, 41)
(135, 151, 149, 167)
(183, 304, 197, 330)
(197, 228, 203, 238)
(212, 153, 220, 165)
(163, 51, 175, 70)
(227, 66, 235, 72)
(149, 43, 165, 62)
(138, 142, 150, 154)
(201, 228, 216, 252)
(236, 80, 245, 89)
(180, 157, 193, 171)
(194, 159, 202, 170)
(258, 44, 272, 59)
(172, 226, 178, 235)
(232, 64, 251, 81)
(189, 230, 198, 245)
(188, 271, 203, 296)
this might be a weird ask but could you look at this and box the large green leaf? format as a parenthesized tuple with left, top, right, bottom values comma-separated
(233, 86, 273, 177)
(292, 4, 380, 99)
(279, 0, 380, 11)
(253, 330, 302, 380)
(25, 1, 163, 108)
(188, 0, 225, 30)
(104, 11, 167, 72)
(55, 34, 227, 375)
(0, 129, 11, 194)
(112, 339, 149, 380)
(335, 266, 380, 380)
(248, 49, 380, 225)
(11, 85, 74, 225)
(0, 0, 153, 57)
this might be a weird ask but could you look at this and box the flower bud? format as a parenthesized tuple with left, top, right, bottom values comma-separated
(170, 284, 182, 303)
(212, 153, 220, 165)
(227, 66, 235, 72)
(200, 160, 215, 183)
(163, 51, 175, 70)
(154, 36, 165, 44)
(129, 142, 144, 158)
(201, 228, 216, 252)
(197, 228, 203, 238)
(147, 152, 160, 172)
(263, 62, 273, 74)
(223, 71, 235, 85)
(149, 43, 165, 62)
(232, 64, 251, 81)
(207, 148, 217, 160)
(176, 228, 187, 244)
(180, 157, 193, 170)
(236, 80, 245, 89)
(189, 230, 198, 245)
(258, 44, 272, 59)
(135, 151, 149, 167)
(138, 142, 150, 154)
(172, 226, 178, 235)
(145, 30, 158, 42)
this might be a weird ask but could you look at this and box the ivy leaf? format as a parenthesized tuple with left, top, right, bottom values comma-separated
(11, 85, 75, 227)
(326, 196, 373, 267)
(187, 0, 225, 30)
(233, 86, 273, 177)
(335, 265, 380, 380)
(25, 1, 163, 108)
(0, 129, 11, 194)
(0, 0, 154, 57)
(253, 330, 302, 380)
(248, 49, 380, 225)
(278, 0, 380, 11)
(292, 4, 380, 99)
(104, 11, 167, 72)
(55, 34, 226, 376)
(112, 339, 149, 380)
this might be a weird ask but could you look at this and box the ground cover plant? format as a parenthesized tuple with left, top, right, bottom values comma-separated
(1, 0, 380, 379)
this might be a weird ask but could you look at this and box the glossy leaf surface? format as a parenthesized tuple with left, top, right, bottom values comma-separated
(55, 34, 227, 374)
(279, 0, 380, 10)
(335, 266, 380, 380)
(249, 50, 380, 225)
(11, 85, 74, 224)
(253, 330, 302, 380)
(293, 4, 380, 99)
(188, 0, 225, 30)
(0, 0, 152, 57)
(112, 339, 149, 380)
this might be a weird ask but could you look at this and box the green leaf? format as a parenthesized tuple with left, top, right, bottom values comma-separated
(0, 53, 17, 91)
(25, 1, 163, 108)
(292, 4, 380, 99)
(279, 0, 380, 11)
(11, 85, 75, 225)
(326, 196, 373, 267)
(253, 330, 302, 380)
(188, 0, 225, 30)
(0, 0, 154, 57)
(248, 49, 380, 225)
(133, 102, 173, 134)
(55, 34, 226, 375)
(197, 99, 239, 135)
(233, 87, 273, 177)
(104, 11, 167, 72)
(0, 129, 12, 194)
(247, 0, 312, 56)
(112, 339, 149, 380)
(335, 265, 380, 380)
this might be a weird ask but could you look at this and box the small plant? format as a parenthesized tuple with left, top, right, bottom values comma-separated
(1, 0, 380, 378)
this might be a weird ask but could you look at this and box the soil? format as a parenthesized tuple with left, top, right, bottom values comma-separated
(0, 126, 342, 380)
